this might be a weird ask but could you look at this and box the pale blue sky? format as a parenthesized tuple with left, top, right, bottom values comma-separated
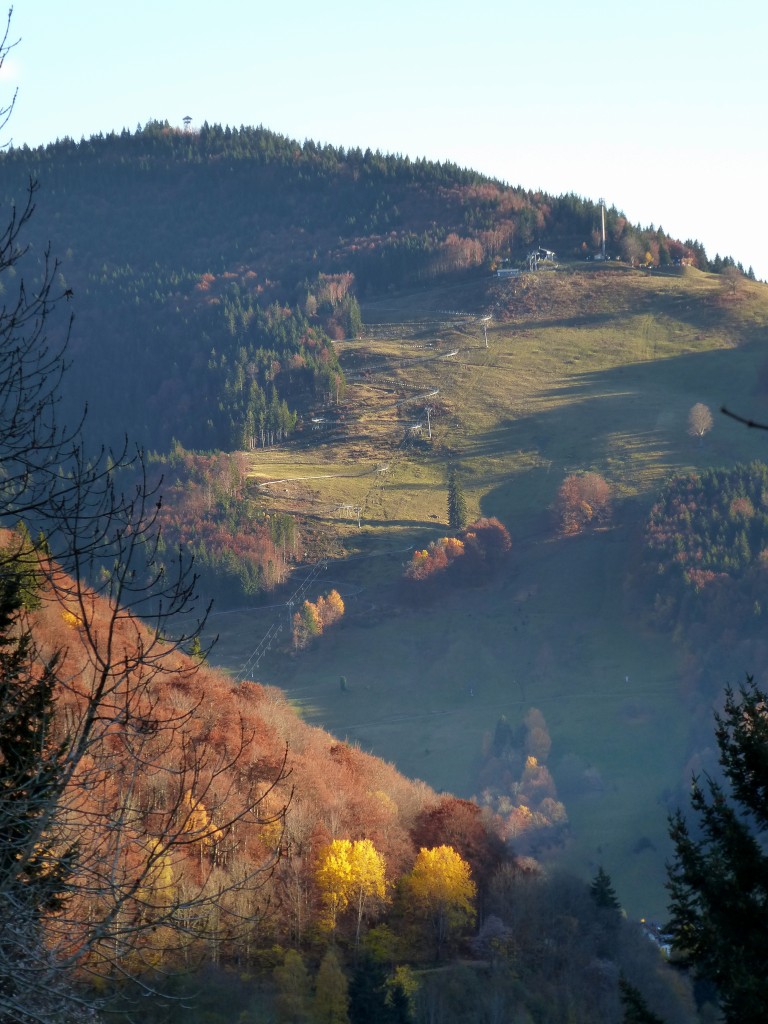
(5, 1, 767, 277)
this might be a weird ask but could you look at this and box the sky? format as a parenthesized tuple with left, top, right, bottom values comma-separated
(4, 1, 767, 278)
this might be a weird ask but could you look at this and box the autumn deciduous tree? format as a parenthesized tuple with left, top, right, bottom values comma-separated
(404, 846, 476, 959)
(556, 472, 612, 534)
(720, 265, 745, 301)
(404, 518, 511, 587)
(316, 589, 346, 629)
(410, 798, 504, 898)
(294, 600, 323, 649)
(292, 590, 345, 649)
(316, 839, 354, 934)
(404, 536, 464, 581)
(687, 402, 713, 440)
(315, 838, 387, 944)
(347, 840, 388, 948)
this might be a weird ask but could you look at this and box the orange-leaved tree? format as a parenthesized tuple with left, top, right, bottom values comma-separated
(404, 518, 511, 585)
(404, 537, 464, 581)
(292, 589, 345, 649)
(556, 472, 612, 534)
(316, 589, 345, 629)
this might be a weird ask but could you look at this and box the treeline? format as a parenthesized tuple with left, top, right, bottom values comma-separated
(151, 445, 300, 600)
(646, 461, 768, 592)
(641, 461, 768, 699)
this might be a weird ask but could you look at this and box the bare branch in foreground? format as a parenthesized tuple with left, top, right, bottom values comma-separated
(721, 406, 768, 431)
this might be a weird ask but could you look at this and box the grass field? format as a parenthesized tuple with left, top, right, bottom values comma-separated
(200, 263, 768, 920)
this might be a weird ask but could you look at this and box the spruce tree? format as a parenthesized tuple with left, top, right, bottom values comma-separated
(447, 466, 468, 530)
(590, 866, 621, 911)
(619, 976, 666, 1024)
(666, 677, 768, 1022)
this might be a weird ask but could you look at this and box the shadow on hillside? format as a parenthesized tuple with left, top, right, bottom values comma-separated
(471, 341, 768, 527)
(534, 340, 766, 410)
(358, 517, 442, 530)
(509, 310, 630, 333)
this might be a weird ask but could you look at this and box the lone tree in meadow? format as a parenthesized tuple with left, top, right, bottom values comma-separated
(687, 402, 713, 441)
(447, 465, 468, 530)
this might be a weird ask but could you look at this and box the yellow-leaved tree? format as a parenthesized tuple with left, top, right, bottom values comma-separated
(316, 838, 387, 944)
(181, 790, 221, 863)
(317, 589, 345, 628)
(404, 845, 476, 958)
(292, 589, 344, 649)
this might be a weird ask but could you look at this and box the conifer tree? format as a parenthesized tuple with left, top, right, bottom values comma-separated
(0, 570, 76, 1018)
(313, 949, 350, 1024)
(619, 976, 666, 1024)
(274, 948, 312, 1023)
(447, 466, 468, 530)
(590, 866, 621, 911)
(666, 676, 768, 1022)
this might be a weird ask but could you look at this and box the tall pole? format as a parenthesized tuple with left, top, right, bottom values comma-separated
(599, 197, 606, 260)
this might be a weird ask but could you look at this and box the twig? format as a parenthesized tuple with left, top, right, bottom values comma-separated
(720, 406, 768, 431)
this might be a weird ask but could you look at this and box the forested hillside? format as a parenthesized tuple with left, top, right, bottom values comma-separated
(0, 120, 731, 456)
(5, 548, 697, 1023)
(4, 115, 768, 1022)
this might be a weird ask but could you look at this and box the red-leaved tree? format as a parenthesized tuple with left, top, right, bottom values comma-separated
(556, 473, 612, 534)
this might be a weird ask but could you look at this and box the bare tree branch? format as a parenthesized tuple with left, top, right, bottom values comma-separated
(720, 406, 768, 431)
(720, 405, 768, 430)
(0, 12, 289, 1018)
(0, 8, 19, 146)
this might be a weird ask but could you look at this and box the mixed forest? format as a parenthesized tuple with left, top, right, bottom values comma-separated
(0, 118, 752, 604)
(2, 95, 768, 1024)
(2, 118, 746, 459)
